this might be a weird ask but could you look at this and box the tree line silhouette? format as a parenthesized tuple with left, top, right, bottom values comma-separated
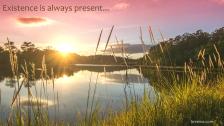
(0, 40, 135, 79)
(140, 27, 224, 66)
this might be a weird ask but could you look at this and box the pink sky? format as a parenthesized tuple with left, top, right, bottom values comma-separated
(0, 0, 224, 55)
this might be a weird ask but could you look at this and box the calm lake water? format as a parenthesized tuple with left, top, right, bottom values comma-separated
(0, 68, 156, 122)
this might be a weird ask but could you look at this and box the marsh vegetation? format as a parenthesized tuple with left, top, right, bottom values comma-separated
(0, 27, 224, 125)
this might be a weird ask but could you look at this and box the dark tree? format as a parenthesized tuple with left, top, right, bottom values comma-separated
(4, 41, 18, 53)
(21, 42, 36, 52)
(0, 46, 4, 52)
(140, 28, 223, 66)
(211, 27, 224, 43)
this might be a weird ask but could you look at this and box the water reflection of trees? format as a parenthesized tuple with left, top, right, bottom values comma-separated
(5, 78, 17, 88)
(1, 66, 129, 88)
(104, 73, 148, 83)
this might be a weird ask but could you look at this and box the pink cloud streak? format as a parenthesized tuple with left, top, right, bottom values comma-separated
(17, 17, 47, 24)
(113, 2, 130, 10)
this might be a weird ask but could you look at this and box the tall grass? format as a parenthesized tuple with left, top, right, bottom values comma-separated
(1, 26, 224, 126)
(99, 80, 224, 126)
(3, 38, 61, 126)
(82, 27, 224, 126)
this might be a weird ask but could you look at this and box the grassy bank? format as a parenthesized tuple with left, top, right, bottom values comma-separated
(97, 79, 224, 126)
(78, 27, 224, 125)
(75, 72, 224, 126)
(2, 72, 224, 126)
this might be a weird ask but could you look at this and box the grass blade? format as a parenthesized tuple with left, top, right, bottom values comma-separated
(104, 26, 114, 52)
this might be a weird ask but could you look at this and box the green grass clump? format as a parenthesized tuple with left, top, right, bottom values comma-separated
(94, 79, 224, 126)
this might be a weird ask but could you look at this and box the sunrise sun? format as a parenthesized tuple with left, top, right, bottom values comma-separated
(53, 36, 78, 55)
(56, 43, 74, 55)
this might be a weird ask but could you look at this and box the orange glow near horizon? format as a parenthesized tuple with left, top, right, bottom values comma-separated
(56, 45, 74, 58)
(56, 43, 73, 53)
(53, 36, 77, 55)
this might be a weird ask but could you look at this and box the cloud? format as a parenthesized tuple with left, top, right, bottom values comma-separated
(104, 74, 148, 83)
(212, 0, 224, 4)
(17, 17, 46, 24)
(113, 2, 130, 10)
(16, 17, 52, 27)
(105, 43, 152, 54)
